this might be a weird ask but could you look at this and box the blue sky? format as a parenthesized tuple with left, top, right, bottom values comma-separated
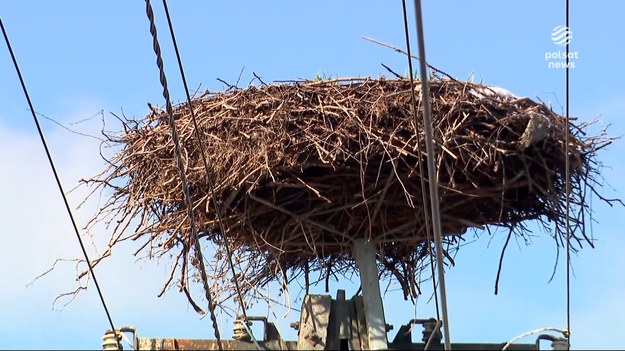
(1, 1, 624, 349)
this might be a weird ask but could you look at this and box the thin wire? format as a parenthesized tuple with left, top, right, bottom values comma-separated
(501, 327, 568, 351)
(0, 16, 121, 351)
(412, 1, 452, 349)
(160, 0, 253, 332)
(400, 0, 440, 320)
(241, 321, 266, 350)
(424, 319, 443, 350)
(564, 0, 572, 348)
(143, 1, 223, 349)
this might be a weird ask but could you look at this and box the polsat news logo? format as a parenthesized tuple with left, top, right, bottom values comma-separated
(545, 25, 578, 69)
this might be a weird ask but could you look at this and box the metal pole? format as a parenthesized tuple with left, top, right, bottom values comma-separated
(413, 0, 452, 349)
(353, 239, 388, 350)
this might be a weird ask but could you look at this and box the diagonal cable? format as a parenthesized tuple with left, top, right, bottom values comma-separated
(143, 1, 223, 349)
(160, 0, 251, 327)
(0, 15, 121, 350)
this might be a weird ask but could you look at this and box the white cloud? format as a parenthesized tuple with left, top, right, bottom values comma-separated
(0, 106, 260, 348)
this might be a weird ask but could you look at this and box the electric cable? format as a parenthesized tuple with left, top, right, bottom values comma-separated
(159, 0, 253, 332)
(143, 1, 223, 349)
(412, 0, 452, 349)
(400, 0, 441, 321)
(0, 15, 121, 351)
(501, 327, 568, 351)
(564, 0, 572, 348)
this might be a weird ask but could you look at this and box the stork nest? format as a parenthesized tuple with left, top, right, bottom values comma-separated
(84, 77, 612, 310)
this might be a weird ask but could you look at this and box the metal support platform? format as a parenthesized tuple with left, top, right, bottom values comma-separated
(104, 292, 563, 350)
(102, 242, 566, 350)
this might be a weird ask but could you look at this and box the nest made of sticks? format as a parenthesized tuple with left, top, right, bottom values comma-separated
(84, 77, 612, 309)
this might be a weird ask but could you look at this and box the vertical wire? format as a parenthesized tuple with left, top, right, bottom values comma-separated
(564, 0, 572, 348)
(412, 0, 452, 349)
(400, 0, 440, 320)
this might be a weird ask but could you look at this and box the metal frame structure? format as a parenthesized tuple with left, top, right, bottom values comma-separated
(103, 290, 566, 350)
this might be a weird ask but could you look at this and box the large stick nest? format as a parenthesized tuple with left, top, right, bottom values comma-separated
(85, 77, 611, 309)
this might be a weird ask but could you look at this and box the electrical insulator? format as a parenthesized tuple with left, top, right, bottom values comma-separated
(232, 318, 252, 342)
(551, 338, 569, 350)
(102, 329, 122, 350)
(422, 318, 442, 344)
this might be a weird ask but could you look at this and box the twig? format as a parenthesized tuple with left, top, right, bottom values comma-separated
(381, 63, 403, 79)
(494, 228, 513, 295)
(362, 36, 456, 80)
(36, 112, 105, 142)
(253, 72, 267, 86)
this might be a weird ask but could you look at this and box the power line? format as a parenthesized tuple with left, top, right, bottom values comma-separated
(400, 0, 440, 321)
(412, 0, 452, 349)
(0, 15, 120, 350)
(160, 0, 252, 328)
(143, 1, 223, 349)
(564, 0, 572, 348)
